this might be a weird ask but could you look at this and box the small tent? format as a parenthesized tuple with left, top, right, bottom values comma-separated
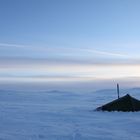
(96, 94, 140, 112)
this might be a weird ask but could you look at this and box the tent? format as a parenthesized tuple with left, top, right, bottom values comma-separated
(96, 94, 140, 112)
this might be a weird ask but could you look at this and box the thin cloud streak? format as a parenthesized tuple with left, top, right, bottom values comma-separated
(84, 48, 129, 58)
(47, 46, 129, 58)
(0, 43, 27, 48)
(0, 42, 132, 66)
(0, 42, 49, 52)
(0, 42, 129, 58)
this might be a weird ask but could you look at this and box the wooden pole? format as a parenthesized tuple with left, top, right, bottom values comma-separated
(117, 83, 120, 99)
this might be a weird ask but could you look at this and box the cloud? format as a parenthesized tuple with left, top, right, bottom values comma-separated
(0, 42, 128, 58)
(0, 42, 138, 69)
(47, 46, 129, 57)
(0, 43, 28, 48)
(83, 48, 129, 58)
(0, 42, 49, 53)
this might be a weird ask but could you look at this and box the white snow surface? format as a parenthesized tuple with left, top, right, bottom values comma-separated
(0, 88, 140, 140)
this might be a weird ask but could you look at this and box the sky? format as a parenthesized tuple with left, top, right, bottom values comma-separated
(0, 0, 140, 88)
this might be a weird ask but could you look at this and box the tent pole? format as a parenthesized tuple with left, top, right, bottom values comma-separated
(117, 84, 120, 99)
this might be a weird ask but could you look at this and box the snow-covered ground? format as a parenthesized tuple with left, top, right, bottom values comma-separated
(0, 88, 140, 140)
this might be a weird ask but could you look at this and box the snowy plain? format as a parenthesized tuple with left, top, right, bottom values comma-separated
(0, 86, 140, 140)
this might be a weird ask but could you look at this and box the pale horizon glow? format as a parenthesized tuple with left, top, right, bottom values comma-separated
(0, 61, 140, 80)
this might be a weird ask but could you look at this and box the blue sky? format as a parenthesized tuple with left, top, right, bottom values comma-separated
(0, 0, 140, 84)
